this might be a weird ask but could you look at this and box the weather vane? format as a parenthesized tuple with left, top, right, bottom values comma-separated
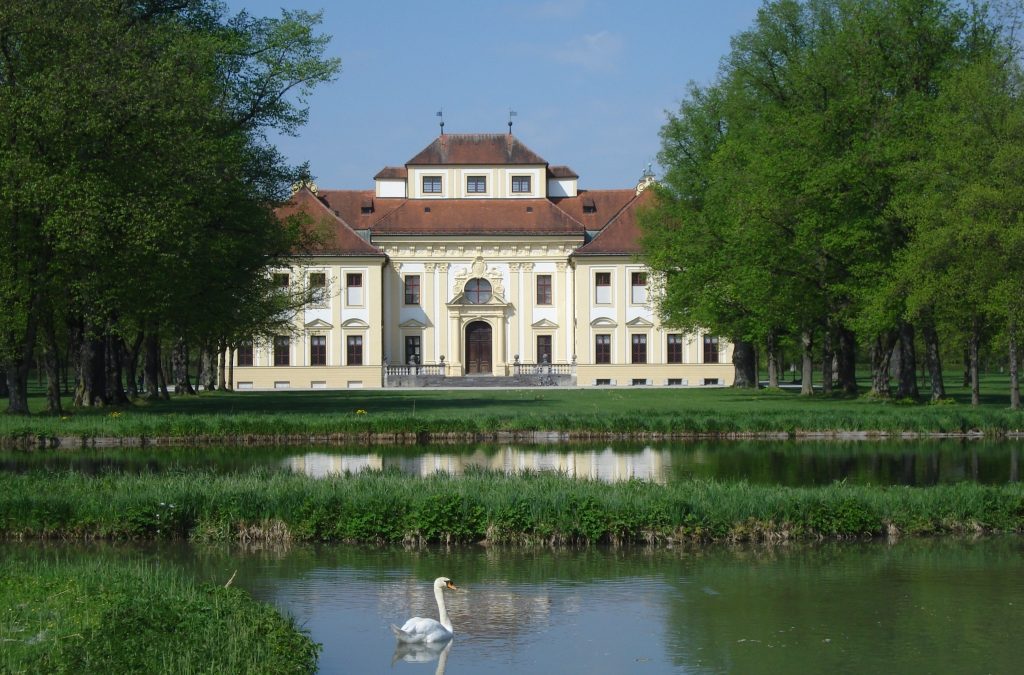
(436, 108, 444, 135)
(508, 108, 517, 132)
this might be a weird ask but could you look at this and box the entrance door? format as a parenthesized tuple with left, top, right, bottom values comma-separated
(465, 321, 492, 374)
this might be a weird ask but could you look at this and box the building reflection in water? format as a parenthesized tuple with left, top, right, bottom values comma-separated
(284, 446, 670, 484)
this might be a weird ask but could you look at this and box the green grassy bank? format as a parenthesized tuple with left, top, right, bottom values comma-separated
(0, 556, 319, 674)
(3, 470, 1021, 544)
(3, 386, 1024, 445)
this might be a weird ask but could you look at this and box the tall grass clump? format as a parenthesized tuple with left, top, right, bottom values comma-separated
(0, 556, 319, 673)
(2, 469, 1022, 545)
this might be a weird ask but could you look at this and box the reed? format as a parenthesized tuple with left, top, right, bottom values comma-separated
(0, 555, 319, 673)
(2, 469, 1021, 545)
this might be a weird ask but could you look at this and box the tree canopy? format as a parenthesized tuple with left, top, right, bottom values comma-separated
(642, 0, 1024, 406)
(0, 0, 339, 413)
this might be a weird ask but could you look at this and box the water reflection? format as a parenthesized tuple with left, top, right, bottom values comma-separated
(286, 446, 669, 483)
(392, 640, 451, 674)
(2, 440, 1021, 486)
(284, 441, 1023, 486)
(8, 538, 1023, 674)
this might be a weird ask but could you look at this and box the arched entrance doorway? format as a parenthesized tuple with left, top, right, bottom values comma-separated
(465, 321, 492, 374)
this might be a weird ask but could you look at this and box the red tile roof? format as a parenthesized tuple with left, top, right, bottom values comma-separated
(548, 165, 578, 178)
(317, 190, 405, 232)
(373, 166, 407, 179)
(550, 189, 636, 232)
(406, 133, 548, 166)
(275, 188, 384, 257)
(370, 199, 585, 236)
(574, 189, 653, 256)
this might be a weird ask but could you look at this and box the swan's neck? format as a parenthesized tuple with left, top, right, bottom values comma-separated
(435, 584, 452, 632)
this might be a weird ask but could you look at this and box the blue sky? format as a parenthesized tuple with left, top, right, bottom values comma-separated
(223, 0, 764, 189)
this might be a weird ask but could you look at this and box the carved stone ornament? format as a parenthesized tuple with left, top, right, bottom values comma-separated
(450, 256, 506, 303)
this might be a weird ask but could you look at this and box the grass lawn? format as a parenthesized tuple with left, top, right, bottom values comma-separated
(0, 556, 319, 673)
(1, 374, 1022, 440)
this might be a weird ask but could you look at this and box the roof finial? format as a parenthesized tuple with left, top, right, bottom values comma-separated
(437, 108, 444, 136)
(508, 108, 517, 133)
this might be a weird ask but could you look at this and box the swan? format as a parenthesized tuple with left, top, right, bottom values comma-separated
(390, 577, 458, 643)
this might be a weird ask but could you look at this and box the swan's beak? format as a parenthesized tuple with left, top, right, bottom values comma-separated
(446, 580, 458, 590)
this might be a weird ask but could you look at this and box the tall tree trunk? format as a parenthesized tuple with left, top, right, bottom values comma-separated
(124, 332, 144, 400)
(198, 341, 217, 392)
(227, 346, 234, 390)
(836, 327, 857, 395)
(144, 331, 167, 400)
(800, 330, 815, 396)
(172, 338, 196, 395)
(921, 318, 946, 402)
(962, 346, 970, 388)
(820, 327, 834, 395)
(870, 331, 897, 397)
(766, 331, 780, 388)
(106, 335, 128, 405)
(41, 309, 62, 415)
(217, 337, 228, 391)
(1009, 321, 1020, 410)
(731, 339, 757, 388)
(158, 361, 170, 399)
(73, 330, 107, 408)
(4, 299, 39, 415)
(896, 321, 919, 400)
(968, 320, 981, 406)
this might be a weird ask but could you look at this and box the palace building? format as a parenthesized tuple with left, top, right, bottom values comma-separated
(232, 132, 734, 389)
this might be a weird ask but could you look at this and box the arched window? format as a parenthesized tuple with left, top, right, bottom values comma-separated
(464, 278, 492, 304)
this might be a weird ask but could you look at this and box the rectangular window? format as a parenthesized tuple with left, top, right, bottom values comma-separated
(632, 378, 647, 386)
(422, 175, 441, 193)
(466, 175, 486, 193)
(631, 272, 647, 304)
(273, 336, 290, 366)
(405, 335, 421, 365)
(309, 272, 327, 306)
(273, 273, 289, 288)
(310, 335, 327, 366)
(347, 335, 363, 365)
(667, 378, 683, 386)
(595, 334, 611, 364)
(536, 335, 552, 364)
(346, 273, 363, 306)
(704, 378, 721, 386)
(667, 334, 683, 364)
(536, 274, 552, 305)
(595, 272, 611, 304)
(595, 378, 611, 386)
(236, 340, 254, 367)
(703, 336, 720, 364)
(631, 334, 647, 364)
(404, 275, 420, 305)
(511, 175, 531, 193)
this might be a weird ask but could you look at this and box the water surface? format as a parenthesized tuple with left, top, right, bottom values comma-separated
(2, 439, 1021, 486)
(7, 538, 1022, 674)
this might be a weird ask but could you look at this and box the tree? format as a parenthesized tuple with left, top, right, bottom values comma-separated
(0, 0, 339, 414)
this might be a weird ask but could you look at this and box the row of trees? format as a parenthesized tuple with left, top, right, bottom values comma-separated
(0, 0, 337, 414)
(642, 0, 1024, 406)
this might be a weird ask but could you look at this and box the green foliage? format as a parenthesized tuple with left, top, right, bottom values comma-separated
(2, 468, 1022, 546)
(0, 557, 320, 673)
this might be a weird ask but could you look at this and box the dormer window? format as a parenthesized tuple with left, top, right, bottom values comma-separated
(422, 176, 441, 194)
(512, 175, 531, 193)
(467, 176, 486, 193)
(360, 198, 373, 214)
(583, 197, 596, 213)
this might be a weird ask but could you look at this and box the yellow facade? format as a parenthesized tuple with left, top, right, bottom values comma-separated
(230, 133, 734, 389)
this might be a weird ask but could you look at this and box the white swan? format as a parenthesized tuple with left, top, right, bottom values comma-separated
(390, 577, 458, 643)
